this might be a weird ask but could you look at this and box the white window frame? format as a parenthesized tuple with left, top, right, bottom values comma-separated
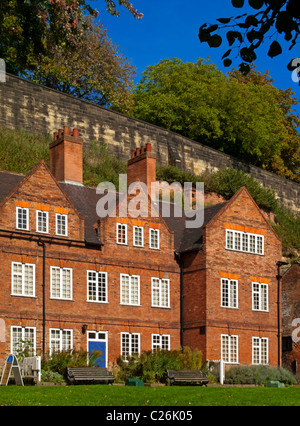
(116, 223, 128, 245)
(16, 207, 29, 230)
(252, 282, 269, 312)
(149, 228, 160, 250)
(152, 334, 170, 351)
(36, 210, 49, 234)
(221, 334, 239, 364)
(121, 332, 140, 361)
(120, 274, 140, 306)
(226, 229, 264, 255)
(252, 337, 269, 365)
(133, 226, 144, 247)
(11, 326, 36, 356)
(151, 277, 170, 308)
(50, 328, 73, 355)
(221, 279, 238, 309)
(11, 262, 35, 297)
(87, 270, 108, 303)
(56, 213, 68, 237)
(50, 266, 73, 300)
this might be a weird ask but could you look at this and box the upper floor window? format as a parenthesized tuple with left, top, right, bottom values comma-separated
(120, 274, 140, 306)
(221, 279, 238, 309)
(16, 207, 29, 230)
(50, 266, 72, 300)
(226, 229, 264, 255)
(133, 226, 144, 247)
(252, 282, 268, 312)
(151, 278, 170, 308)
(11, 262, 35, 297)
(36, 210, 49, 234)
(117, 223, 127, 245)
(87, 271, 108, 303)
(150, 228, 160, 250)
(56, 213, 68, 236)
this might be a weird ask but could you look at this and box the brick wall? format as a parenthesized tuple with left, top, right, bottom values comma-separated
(0, 73, 299, 212)
(182, 188, 282, 367)
(0, 161, 180, 366)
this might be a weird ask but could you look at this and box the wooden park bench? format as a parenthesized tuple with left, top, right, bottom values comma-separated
(67, 367, 115, 385)
(167, 369, 209, 386)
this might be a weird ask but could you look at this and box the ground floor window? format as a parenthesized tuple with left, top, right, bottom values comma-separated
(252, 337, 269, 365)
(50, 328, 73, 354)
(11, 326, 36, 357)
(121, 332, 140, 361)
(152, 334, 170, 351)
(221, 334, 239, 364)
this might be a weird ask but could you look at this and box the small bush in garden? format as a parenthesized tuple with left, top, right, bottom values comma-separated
(41, 370, 65, 384)
(225, 365, 296, 385)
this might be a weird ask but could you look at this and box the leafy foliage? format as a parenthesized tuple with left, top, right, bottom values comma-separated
(133, 59, 300, 182)
(198, 0, 300, 74)
(27, 16, 136, 113)
(115, 347, 203, 384)
(225, 365, 296, 385)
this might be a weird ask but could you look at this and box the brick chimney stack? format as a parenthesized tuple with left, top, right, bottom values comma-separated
(50, 126, 83, 185)
(127, 144, 156, 196)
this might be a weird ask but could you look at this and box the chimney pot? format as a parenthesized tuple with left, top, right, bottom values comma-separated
(73, 128, 79, 138)
(136, 147, 141, 156)
(63, 126, 70, 136)
(146, 143, 152, 152)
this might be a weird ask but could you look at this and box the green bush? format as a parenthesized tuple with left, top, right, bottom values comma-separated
(41, 370, 65, 384)
(115, 347, 203, 384)
(225, 365, 296, 385)
(41, 349, 101, 379)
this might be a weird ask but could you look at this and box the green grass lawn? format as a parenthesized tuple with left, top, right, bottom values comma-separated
(0, 385, 300, 406)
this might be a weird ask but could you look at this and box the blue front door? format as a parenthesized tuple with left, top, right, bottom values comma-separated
(88, 341, 107, 367)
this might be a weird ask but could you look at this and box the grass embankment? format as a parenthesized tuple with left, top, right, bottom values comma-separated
(0, 385, 300, 406)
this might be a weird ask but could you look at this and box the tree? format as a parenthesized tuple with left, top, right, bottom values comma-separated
(0, 0, 142, 75)
(28, 16, 136, 113)
(133, 58, 300, 182)
(198, 0, 300, 74)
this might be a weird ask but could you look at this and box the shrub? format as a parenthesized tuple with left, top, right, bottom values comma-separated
(225, 365, 296, 385)
(41, 370, 65, 384)
(115, 347, 203, 384)
(41, 349, 101, 379)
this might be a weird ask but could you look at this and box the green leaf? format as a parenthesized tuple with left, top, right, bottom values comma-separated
(223, 59, 233, 67)
(232, 0, 245, 8)
(208, 34, 222, 48)
(222, 49, 232, 59)
(217, 18, 232, 24)
(268, 40, 282, 58)
(248, 0, 264, 10)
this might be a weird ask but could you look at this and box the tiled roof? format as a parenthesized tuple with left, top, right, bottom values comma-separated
(0, 169, 226, 251)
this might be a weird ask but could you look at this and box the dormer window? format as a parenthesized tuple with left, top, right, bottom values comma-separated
(56, 213, 68, 236)
(36, 210, 49, 234)
(133, 226, 144, 247)
(16, 207, 29, 230)
(117, 223, 127, 245)
(226, 229, 264, 255)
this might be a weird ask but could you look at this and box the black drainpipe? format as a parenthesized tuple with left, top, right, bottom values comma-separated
(276, 261, 288, 368)
(175, 251, 184, 352)
(38, 239, 46, 358)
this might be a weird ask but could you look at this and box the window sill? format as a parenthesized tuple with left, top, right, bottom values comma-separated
(86, 300, 109, 304)
(11, 294, 37, 299)
(151, 305, 171, 309)
(120, 303, 141, 307)
(50, 297, 74, 302)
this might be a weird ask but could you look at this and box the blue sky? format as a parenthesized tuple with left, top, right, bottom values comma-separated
(95, 0, 299, 97)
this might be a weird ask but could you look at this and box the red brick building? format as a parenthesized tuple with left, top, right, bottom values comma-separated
(0, 126, 282, 369)
(282, 262, 300, 375)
